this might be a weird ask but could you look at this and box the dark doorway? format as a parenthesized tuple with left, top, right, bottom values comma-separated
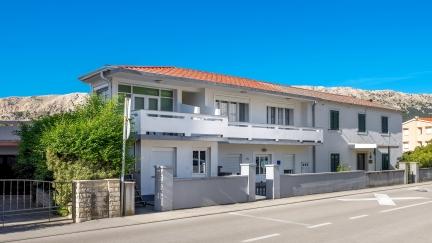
(0, 155, 17, 179)
(382, 154, 390, 170)
(330, 153, 340, 172)
(357, 153, 366, 170)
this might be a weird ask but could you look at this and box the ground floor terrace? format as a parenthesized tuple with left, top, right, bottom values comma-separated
(135, 138, 399, 197)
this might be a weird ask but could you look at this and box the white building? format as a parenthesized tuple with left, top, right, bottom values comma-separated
(80, 66, 402, 196)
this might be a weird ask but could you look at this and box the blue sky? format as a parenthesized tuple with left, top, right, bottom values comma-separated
(1, 0, 431, 97)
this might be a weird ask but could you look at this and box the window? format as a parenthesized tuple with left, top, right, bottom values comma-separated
(330, 153, 340, 172)
(215, 100, 249, 122)
(267, 106, 294, 125)
(381, 116, 389, 134)
(192, 150, 207, 174)
(330, 110, 339, 130)
(118, 84, 173, 111)
(418, 127, 423, 135)
(382, 154, 390, 170)
(403, 142, 409, 151)
(95, 86, 109, 100)
(426, 127, 432, 135)
(358, 113, 366, 133)
(403, 128, 409, 136)
(418, 141, 423, 147)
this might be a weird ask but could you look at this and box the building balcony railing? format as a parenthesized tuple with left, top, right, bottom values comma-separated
(133, 110, 323, 143)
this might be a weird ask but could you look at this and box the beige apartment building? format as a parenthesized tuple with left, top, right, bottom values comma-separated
(402, 117, 432, 152)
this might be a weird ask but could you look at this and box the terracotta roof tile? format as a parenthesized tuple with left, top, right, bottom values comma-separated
(419, 117, 432, 123)
(120, 66, 398, 111)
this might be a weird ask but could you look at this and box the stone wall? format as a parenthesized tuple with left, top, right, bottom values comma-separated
(72, 179, 121, 223)
(419, 168, 432, 182)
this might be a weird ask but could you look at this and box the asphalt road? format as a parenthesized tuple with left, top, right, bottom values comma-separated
(9, 185, 432, 243)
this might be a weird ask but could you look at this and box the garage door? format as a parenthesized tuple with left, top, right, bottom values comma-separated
(220, 154, 242, 175)
(143, 147, 176, 195)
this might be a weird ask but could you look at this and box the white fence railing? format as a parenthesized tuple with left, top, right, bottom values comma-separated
(134, 110, 323, 143)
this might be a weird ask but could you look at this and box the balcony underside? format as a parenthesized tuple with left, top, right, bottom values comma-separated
(139, 133, 322, 145)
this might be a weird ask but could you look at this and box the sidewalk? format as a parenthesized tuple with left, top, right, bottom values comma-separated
(2, 182, 432, 242)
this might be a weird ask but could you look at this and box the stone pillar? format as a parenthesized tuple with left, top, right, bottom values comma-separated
(72, 179, 121, 223)
(154, 166, 174, 211)
(410, 162, 420, 183)
(241, 163, 256, 202)
(123, 181, 135, 216)
(265, 164, 280, 199)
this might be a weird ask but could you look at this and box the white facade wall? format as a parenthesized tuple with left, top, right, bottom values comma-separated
(218, 143, 312, 175)
(139, 139, 218, 195)
(86, 73, 403, 196)
(314, 101, 402, 172)
(110, 76, 314, 127)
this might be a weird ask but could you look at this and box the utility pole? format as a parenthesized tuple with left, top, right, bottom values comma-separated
(120, 97, 131, 216)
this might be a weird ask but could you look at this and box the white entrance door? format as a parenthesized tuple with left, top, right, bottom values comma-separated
(255, 154, 271, 182)
(143, 147, 176, 195)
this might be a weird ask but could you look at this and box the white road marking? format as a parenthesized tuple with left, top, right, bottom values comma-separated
(374, 193, 396, 206)
(307, 222, 332, 229)
(380, 200, 432, 213)
(229, 212, 309, 226)
(349, 214, 368, 220)
(338, 193, 428, 206)
(242, 233, 280, 242)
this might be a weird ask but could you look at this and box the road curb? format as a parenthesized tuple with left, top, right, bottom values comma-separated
(3, 182, 432, 242)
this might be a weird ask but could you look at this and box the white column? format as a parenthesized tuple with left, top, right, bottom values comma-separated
(241, 164, 256, 202)
(265, 164, 280, 199)
(154, 166, 174, 211)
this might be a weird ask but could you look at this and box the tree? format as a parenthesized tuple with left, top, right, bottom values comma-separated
(41, 95, 134, 182)
(400, 141, 432, 168)
(16, 95, 134, 213)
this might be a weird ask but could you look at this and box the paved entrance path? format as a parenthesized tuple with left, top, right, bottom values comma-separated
(2, 182, 432, 243)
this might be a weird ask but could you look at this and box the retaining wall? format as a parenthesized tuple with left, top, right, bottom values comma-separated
(173, 176, 249, 209)
(419, 168, 432, 182)
(279, 171, 367, 197)
(366, 170, 405, 187)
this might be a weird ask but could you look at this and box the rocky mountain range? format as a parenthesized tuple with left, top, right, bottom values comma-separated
(295, 86, 432, 121)
(0, 93, 88, 121)
(0, 87, 431, 121)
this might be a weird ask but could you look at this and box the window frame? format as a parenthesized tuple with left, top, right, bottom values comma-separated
(216, 100, 249, 122)
(381, 116, 389, 134)
(118, 84, 173, 112)
(358, 113, 366, 133)
(267, 106, 294, 126)
(192, 149, 207, 175)
(329, 110, 340, 130)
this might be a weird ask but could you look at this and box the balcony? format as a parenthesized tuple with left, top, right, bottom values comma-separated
(133, 110, 323, 144)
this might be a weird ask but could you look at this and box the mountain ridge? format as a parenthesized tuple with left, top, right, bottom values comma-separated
(0, 87, 431, 121)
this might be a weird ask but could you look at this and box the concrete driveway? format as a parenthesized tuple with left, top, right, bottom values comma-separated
(3, 183, 432, 243)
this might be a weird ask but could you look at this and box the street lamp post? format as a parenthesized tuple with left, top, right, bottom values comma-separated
(120, 97, 131, 216)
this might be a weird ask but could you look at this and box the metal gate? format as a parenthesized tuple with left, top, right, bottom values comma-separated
(1, 179, 72, 228)
(256, 181, 266, 196)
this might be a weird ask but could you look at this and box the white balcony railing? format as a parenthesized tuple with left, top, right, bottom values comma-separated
(134, 110, 323, 143)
